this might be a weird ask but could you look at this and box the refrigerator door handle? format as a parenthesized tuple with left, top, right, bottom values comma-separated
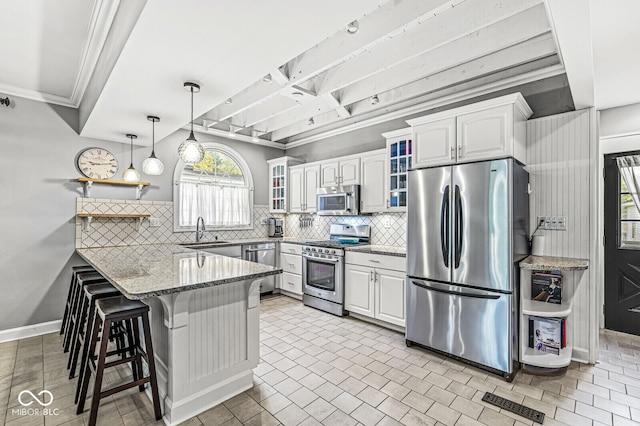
(440, 185, 450, 267)
(410, 280, 501, 300)
(454, 184, 463, 268)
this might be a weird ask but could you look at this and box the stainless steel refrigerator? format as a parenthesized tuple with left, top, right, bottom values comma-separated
(406, 158, 529, 381)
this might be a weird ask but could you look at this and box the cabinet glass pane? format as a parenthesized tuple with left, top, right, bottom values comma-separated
(391, 175, 398, 190)
(399, 174, 407, 189)
(391, 159, 398, 174)
(391, 143, 398, 158)
(399, 158, 407, 173)
(407, 139, 412, 155)
(399, 141, 406, 156)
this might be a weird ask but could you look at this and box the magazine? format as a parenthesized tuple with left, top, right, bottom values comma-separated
(531, 271, 563, 304)
(529, 316, 563, 355)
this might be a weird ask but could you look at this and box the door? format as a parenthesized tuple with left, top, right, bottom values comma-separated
(457, 105, 511, 163)
(407, 167, 451, 283)
(339, 158, 360, 185)
(604, 153, 640, 335)
(303, 256, 342, 303)
(345, 264, 374, 318)
(387, 136, 412, 210)
(320, 162, 340, 187)
(406, 279, 512, 374)
(304, 166, 320, 212)
(289, 167, 304, 212)
(451, 159, 511, 292)
(413, 118, 456, 168)
(361, 152, 386, 212)
(375, 268, 405, 327)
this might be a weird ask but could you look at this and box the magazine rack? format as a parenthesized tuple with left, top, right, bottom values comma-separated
(519, 255, 588, 371)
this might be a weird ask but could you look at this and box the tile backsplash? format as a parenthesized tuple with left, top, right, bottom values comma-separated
(75, 198, 275, 248)
(75, 198, 406, 248)
(283, 213, 406, 247)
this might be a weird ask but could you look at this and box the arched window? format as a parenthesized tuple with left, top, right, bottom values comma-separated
(174, 142, 254, 231)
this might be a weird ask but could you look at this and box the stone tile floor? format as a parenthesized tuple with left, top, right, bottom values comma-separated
(1, 295, 639, 425)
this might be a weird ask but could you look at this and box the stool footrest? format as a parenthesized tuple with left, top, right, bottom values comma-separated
(100, 378, 149, 399)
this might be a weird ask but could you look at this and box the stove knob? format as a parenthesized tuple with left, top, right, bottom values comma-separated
(324, 249, 330, 253)
(331, 250, 336, 254)
(312, 248, 316, 252)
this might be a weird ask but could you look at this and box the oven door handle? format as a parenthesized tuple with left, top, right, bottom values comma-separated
(303, 255, 341, 263)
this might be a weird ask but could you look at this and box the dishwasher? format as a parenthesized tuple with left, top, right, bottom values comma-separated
(242, 243, 277, 294)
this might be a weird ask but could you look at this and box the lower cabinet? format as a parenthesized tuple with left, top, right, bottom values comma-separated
(345, 258, 406, 327)
(279, 243, 303, 298)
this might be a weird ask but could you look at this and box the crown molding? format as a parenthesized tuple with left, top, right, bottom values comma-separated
(0, 83, 76, 107)
(70, 0, 121, 107)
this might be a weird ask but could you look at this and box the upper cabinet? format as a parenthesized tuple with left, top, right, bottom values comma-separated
(320, 158, 360, 187)
(408, 93, 532, 168)
(382, 128, 412, 211)
(360, 150, 387, 213)
(267, 156, 303, 213)
(289, 164, 320, 213)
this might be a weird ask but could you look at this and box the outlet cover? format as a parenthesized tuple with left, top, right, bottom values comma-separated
(536, 216, 567, 231)
(383, 217, 391, 229)
(149, 217, 161, 227)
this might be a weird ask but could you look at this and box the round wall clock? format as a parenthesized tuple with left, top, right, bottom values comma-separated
(76, 147, 119, 179)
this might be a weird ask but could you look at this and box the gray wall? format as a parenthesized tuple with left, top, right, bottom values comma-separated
(0, 96, 282, 332)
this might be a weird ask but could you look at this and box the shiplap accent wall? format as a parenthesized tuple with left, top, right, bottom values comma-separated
(526, 109, 596, 363)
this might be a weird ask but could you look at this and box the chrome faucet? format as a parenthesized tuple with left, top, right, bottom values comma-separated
(196, 216, 205, 242)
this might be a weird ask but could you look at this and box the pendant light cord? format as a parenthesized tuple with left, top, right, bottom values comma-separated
(151, 119, 155, 154)
(190, 86, 194, 134)
(129, 135, 134, 167)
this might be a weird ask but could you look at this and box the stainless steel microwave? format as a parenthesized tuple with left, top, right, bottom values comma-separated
(317, 185, 360, 216)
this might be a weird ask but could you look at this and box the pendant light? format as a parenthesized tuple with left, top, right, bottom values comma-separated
(122, 134, 140, 182)
(142, 115, 164, 175)
(178, 82, 205, 164)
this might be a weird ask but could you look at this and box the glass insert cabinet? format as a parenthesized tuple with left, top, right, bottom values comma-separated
(267, 156, 303, 213)
(383, 128, 413, 211)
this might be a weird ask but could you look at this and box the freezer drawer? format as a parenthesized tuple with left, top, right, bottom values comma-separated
(406, 279, 514, 375)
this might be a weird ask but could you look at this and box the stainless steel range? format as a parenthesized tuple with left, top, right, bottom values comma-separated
(302, 224, 370, 316)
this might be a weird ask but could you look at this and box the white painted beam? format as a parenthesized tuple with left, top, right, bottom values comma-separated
(283, 64, 565, 148)
(253, 95, 337, 133)
(324, 93, 351, 119)
(229, 95, 299, 128)
(341, 32, 557, 106)
(189, 124, 285, 150)
(272, 5, 551, 141)
(312, 1, 546, 96)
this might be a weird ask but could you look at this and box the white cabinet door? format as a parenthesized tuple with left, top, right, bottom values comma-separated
(412, 117, 456, 168)
(304, 166, 319, 212)
(375, 268, 406, 327)
(340, 158, 360, 186)
(457, 105, 512, 163)
(360, 152, 386, 213)
(320, 162, 340, 187)
(289, 167, 304, 212)
(345, 264, 374, 318)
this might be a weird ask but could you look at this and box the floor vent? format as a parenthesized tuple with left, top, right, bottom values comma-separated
(482, 392, 545, 424)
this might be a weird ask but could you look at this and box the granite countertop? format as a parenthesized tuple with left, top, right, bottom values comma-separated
(520, 255, 589, 271)
(345, 245, 406, 257)
(76, 244, 282, 300)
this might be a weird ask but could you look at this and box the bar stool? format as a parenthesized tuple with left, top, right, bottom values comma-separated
(61, 266, 95, 335)
(77, 296, 162, 426)
(63, 272, 108, 353)
(68, 282, 121, 379)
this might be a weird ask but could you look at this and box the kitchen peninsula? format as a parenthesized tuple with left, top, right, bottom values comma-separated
(76, 244, 282, 425)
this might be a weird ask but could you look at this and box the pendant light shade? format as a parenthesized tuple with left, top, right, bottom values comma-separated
(178, 82, 205, 164)
(142, 116, 164, 175)
(122, 134, 140, 182)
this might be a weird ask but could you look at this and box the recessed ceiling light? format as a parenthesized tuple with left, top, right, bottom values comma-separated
(370, 94, 380, 105)
(347, 20, 359, 34)
(263, 74, 272, 83)
(308, 117, 315, 126)
(225, 98, 232, 104)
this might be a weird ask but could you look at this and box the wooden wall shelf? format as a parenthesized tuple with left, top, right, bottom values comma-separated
(77, 177, 150, 199)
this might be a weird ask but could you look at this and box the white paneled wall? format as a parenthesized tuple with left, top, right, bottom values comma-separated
(526, 109, 597, 363)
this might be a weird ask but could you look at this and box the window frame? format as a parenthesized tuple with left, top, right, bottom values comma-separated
(173, 142, 254, 232)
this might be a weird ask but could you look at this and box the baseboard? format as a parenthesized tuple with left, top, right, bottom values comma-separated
(0, 320, 62, 343)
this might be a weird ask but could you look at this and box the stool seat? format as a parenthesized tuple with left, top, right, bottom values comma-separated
(96, 296, 147, 318)
(84, 283, 118, 298)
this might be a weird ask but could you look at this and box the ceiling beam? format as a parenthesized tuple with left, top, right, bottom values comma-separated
(188, 124, 285, 150)
(341, 32, 557, 106)
(284, 64, 565, 148)
(324, 93, 351, 119)
(271, 4, 550, 141)
(311, 1, 546, 97)
(201, 0, 466, 124)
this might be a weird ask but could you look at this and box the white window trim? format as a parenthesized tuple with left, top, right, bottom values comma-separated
(173, 142, 254, 232)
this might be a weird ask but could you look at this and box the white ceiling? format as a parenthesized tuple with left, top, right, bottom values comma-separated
(3, 0, 639, 148)
(0, 0, 111, 106)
